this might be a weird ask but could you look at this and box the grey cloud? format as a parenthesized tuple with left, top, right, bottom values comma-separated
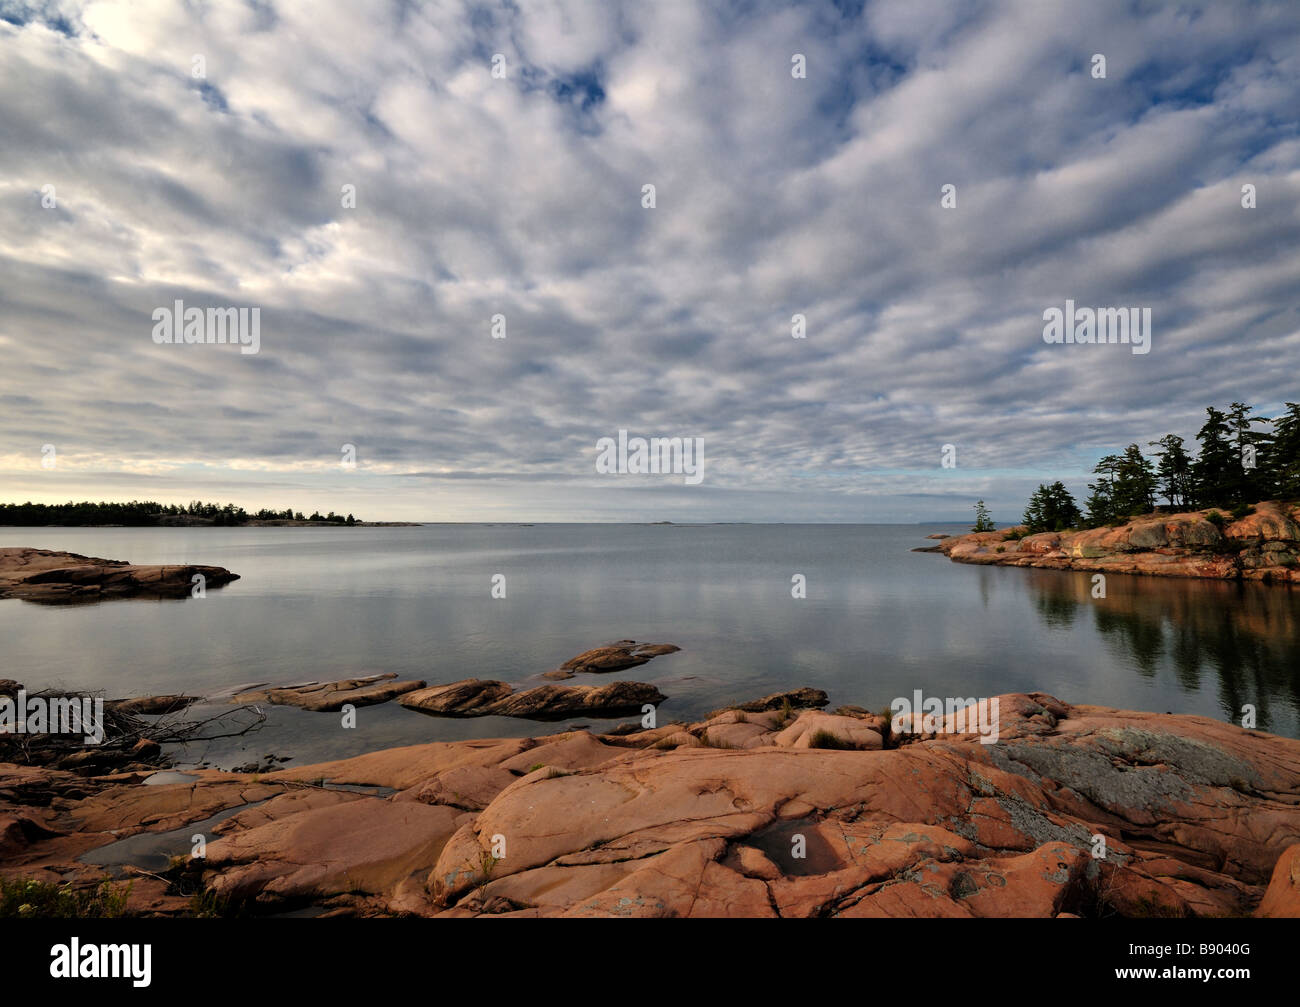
(0, 0, 1297, 522)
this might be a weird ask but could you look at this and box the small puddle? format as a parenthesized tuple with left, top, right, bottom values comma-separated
(78, 780, 393, 877)
(321, 782, 395, 797)
(747, 817, 841, 877)
(79, 799, 270, 876)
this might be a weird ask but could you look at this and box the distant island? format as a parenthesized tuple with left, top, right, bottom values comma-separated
(0, 500, 420, 527)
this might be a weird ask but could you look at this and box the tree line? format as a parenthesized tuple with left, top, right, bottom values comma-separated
(979, 401, 1300, 533)
(0, 500, 359, 526)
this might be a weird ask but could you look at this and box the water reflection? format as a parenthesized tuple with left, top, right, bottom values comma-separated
(1023, 569, 1300, 733)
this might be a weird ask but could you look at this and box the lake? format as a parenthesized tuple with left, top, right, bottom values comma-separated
(2, 523, 1297, 768)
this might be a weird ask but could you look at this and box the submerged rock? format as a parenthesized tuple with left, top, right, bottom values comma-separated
(558, 641, 681, 674)
(231, 674, 426, 712)
(399, 679, 666, 720)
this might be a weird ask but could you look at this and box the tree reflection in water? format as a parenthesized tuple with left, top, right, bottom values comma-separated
(1021, 568, 1300, 734)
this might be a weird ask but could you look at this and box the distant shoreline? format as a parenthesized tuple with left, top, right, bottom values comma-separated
(0, 519, 424, 528)
(0, 500, 419, 528)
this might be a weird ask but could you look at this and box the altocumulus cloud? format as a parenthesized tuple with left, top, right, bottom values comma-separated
(0, 0, 1298, 521)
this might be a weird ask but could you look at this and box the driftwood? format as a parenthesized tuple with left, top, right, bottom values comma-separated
(0, 683, 265, 772)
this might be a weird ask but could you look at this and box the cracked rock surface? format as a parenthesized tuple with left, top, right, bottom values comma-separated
(3, 692, 1298, 917)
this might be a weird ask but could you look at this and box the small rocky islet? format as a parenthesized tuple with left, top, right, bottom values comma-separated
(926, 500, 1300, 583)
(0, 547, 240, 603)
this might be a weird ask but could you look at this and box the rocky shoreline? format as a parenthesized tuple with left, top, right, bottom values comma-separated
(3, 690, 1298, 918)
(0, 547, 240, 603)
(4, 545, 1297, 918)
(928, 500, 1300, 584)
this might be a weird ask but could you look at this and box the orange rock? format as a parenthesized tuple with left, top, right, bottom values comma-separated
(773, 711, 882, 750)
(201, 799, 464, 904)
(936, 502, 1300, 583)
(7, 690, 1300, 918)
(1257, 844, 1300, 917)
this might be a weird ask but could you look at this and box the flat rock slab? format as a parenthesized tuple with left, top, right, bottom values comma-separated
(399, 678, 666, 720)
(0, 547, 239, 603)
(202, 798, 465, 905)
(232, 674, 426, 712)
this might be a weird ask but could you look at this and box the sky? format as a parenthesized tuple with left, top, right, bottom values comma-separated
(1, 0, 1298, 523)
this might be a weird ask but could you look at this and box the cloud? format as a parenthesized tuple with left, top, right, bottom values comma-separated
(1, 0, 1297, 521)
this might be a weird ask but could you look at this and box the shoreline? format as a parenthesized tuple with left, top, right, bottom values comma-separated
(4, 543, 1298, 918)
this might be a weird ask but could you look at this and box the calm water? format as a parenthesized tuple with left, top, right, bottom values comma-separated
(3, 524, 1298, 769)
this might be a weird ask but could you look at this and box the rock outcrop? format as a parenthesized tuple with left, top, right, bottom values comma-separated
(6, 691, 1299, 918)
(0, 547, 239, 603)
(213, 640, 685, 716)
(934, 501, 1300, 583)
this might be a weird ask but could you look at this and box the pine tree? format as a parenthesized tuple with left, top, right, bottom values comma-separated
(1149, 433, 1193, 508)
(1192, 407, 1237, 508)
(1022, 486, 1046, 531)
(1112, 444, 1157, 517)
(1044, 480, 1081, 530)
(1086, 454, 1121, 525)
(1270, 402, 1300, 500)
(1022, 482, 1080, 532)
(1225, 401, 1272, 503)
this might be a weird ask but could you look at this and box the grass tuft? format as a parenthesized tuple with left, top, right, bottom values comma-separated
(0, 876, 132, 918)
(808, 729, 854, 751)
